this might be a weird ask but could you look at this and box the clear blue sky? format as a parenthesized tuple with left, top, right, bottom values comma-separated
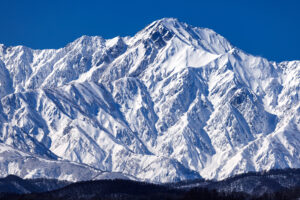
(1, 0, 299, 62)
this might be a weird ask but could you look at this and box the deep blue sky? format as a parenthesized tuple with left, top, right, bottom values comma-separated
(1, 0, 299, 62)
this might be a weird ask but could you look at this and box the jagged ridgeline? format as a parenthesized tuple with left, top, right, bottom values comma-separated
(0, 18, 299, 182)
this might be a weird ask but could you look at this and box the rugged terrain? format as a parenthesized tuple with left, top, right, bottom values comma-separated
(0, 18, 299, 182)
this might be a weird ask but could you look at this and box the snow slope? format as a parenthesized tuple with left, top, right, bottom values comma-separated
(0, 18, 299, 182)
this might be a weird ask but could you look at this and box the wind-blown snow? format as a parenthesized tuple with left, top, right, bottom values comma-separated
(0, 18, 299, 182)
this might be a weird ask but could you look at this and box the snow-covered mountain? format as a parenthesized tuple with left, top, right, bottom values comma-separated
(0, 18, 299, 182)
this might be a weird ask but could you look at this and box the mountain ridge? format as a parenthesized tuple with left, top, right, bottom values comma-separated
(0, 18, 299, 182)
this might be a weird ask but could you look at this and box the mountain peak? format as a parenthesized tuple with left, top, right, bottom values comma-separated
(139, 18, 179, 36)
(153, 17, 180, 26)
(0, 18, 298, 183)
(145, 17, 187, 35)
(134, 18, 233, 55)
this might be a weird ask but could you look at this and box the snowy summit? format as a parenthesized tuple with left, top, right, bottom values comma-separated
(0, 18, 299, 182)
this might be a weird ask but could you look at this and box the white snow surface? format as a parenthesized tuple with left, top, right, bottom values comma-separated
(0, 18, 299, 182)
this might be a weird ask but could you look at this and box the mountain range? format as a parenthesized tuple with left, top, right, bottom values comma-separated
(0, 18, 299, 183)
